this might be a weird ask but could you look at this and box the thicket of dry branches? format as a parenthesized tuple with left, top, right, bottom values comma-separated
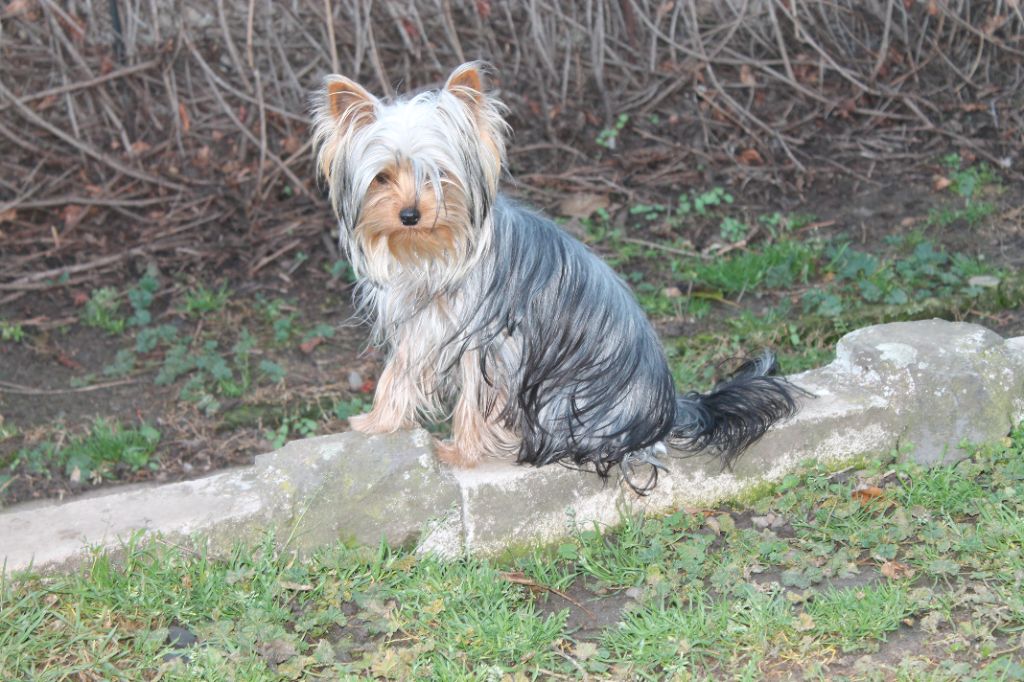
(1, 0, 1022, 297)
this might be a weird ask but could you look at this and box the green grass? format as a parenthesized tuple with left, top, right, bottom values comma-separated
(182, 283, 231, 317)
(5, 425, 1024, 679)
(1, 418, 160, 486)
(599, 585, 792, 678)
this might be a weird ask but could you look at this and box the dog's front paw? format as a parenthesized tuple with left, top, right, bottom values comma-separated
(349, 411, 404, 434)
(434, 439, 480, 468)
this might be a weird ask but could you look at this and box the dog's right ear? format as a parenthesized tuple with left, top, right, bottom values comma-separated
(323, 76, 378, 130)
(313, 76, 379, 192)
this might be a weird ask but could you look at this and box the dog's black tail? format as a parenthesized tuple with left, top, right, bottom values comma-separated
(670, 351, 801, 468)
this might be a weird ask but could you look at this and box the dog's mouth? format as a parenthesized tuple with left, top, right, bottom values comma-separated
(356, 219, 459, 265)
(355, 173, 472, 265)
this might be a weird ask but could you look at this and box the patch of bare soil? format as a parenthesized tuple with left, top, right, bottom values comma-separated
(0, 272, 376, 505)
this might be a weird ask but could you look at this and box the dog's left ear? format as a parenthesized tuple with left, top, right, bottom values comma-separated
(444, 62, 506, 190)
(445, 62, 486, 110)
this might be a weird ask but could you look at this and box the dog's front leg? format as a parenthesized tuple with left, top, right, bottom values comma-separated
(349, 351, 417, 434)
(435, 349, 520, 467)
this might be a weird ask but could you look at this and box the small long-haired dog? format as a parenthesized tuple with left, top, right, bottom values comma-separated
(312, 62, 800, 489)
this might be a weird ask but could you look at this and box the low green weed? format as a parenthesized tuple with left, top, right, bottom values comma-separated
(82, 269, 160, 335)
(0, 320, 25, 342)
(265, 415, 319, 449)
(182, 283, 231, 317)
(596, 113, 630, 149)
(332, 396, 371, 421)
(82, 287, 125, 335)
(803, 238, 1001, 317)
(258, 297, 299, 345)
(690, 239, 818, 293)
(2, 419, 159, 486)
(926, 154, 1000, 228)
(327, 259, 358, 283)
(126, 268, 159, 327)
(146, 326, 294, 415)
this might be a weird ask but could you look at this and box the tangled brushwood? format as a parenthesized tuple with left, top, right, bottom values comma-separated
(312, 63, 801, 489)
(1, 2, 1021, 300)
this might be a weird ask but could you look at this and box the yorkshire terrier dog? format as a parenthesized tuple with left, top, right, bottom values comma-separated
(312, 62, 800, 489)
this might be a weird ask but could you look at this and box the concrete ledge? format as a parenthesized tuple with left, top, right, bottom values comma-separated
(3, 320, 1023, 574)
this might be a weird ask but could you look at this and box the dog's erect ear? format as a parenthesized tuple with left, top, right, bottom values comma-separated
(323, 76, 378, 129)
(443, 62, 506, 193)
(444, 62, 486, 109)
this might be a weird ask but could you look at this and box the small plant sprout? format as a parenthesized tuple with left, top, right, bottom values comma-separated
(596, 113, 629, 149)
(183, 283, 231, 317)
(1, 320, 25, 342)
(82, 287, 126, 335)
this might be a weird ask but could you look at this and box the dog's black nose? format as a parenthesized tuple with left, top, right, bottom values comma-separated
(399, 207, 421, 226)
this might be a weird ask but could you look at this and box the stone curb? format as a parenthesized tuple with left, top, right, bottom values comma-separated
(2, 320, 1022, 574)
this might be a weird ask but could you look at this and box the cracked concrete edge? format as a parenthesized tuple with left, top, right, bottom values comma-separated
(3, 322, 1023, 574)
(422, 385, 896, 557)
(0, 467, 285, 575)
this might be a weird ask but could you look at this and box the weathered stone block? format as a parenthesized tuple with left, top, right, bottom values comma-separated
(824, 320, 1024, 464)
(256, 430, 460, 551)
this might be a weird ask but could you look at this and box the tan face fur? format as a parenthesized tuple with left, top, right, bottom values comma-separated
(356, 162, 470, 266)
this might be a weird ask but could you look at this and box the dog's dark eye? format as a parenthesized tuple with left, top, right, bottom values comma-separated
(374, 173, 388, 185)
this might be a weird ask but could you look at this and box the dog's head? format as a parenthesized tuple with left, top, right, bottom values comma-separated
(312, 63, 508, 283)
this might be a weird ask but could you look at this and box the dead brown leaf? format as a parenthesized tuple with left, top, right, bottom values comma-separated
(933, 176, 952, 192)
(61, 205, 87, 232)
(35, 94, 58, 112)
(178, 102, 191, 133)
(982, 14, 1007, 35)
(278, 579, 314, 591)
(194, 146, 211, 169)
(558, 192, 610, 219)
(655, 1, 675, 21)
(737, 148, 764, 166)
(130, 141, 151, 156)
(498, 571, 594, 617)
(739, 64, 757, 87)
(55, 352, 83, 370)
(795, 612, 816, 631)
(880, 561, 914, 580)
(2, 0, 35, 18)
(299, 337, 324, 354)
(281, 135, 301, 155)
(851, 484, 884, 502)
(260, 638, 298, 665)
